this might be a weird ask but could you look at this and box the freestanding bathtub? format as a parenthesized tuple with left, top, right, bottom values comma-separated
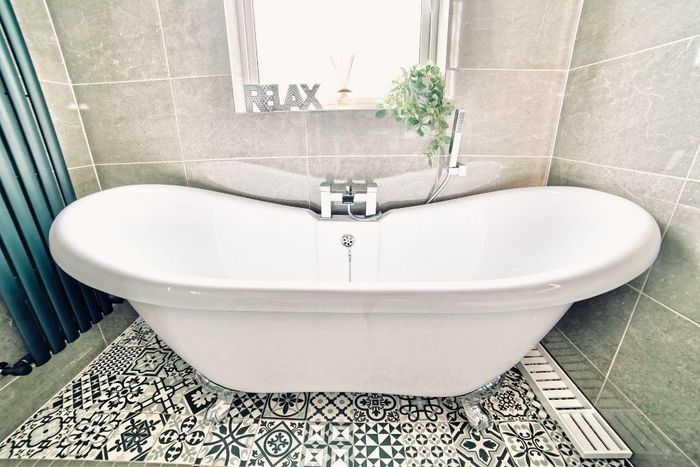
(49, 185, 660, 398)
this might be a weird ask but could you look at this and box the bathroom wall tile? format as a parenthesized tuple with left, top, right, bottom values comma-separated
(305, 110, 425, 156)
(46, 0, 167, 83)
(40, 81, 91, 168)
(158, 0, 230, 77)
(307, 155, 437, 213)
(433, 156, 548, 201)
(678, 178, 700, 209)
(571, 0, 700, 68)
(96, 162, 186, 189)
(446, 69, 566, 156)
(68, 166, 100, 198)
(548, 158, 684, 230)
(0, 300, 27, 380)
(596, 383, 696, 467)
(644, 199, 700, 324)
(608, 295, 699, 462)
(554, 38, 700, 177)
(186, 158, 310, 208)
(0, 326, 105, 441)
(74, 81, 180, 164)
(11, 0, 69, 83)
(555, 286, 638, 374)
(448, 0, 581, 69)
(688, 153, 700, 181)
(541, 327, 605, 401)
(171, 76, 238, 160)
(98, 302, 139, 343)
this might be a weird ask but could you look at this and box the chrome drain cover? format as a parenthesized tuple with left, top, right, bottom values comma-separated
(340, 234, 355, 248)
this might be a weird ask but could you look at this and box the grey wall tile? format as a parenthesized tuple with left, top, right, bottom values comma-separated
(597, 383, 696, 467)
(186, 158, 309, 208)
(47, 0, 167, 83)
(12, 0, 69, 83)
(554, 38, 700, 177)
(98, 302, 138, 343)
(541, 327, 605, 401)
(158, 0, 230, 77)
(0, 326, 105, 441)
(307, 156, 437, 213)
(435, 156, 548, 201)
(68, 166, 100, 198)
(608, 295, 699, 462)
(0, 299, 27, 377)
(305, 110, 425, 156)
(644, 201, 700, 324)
(41, 81, 91, 168)
(74, 81, 180, 164)
(447, 69, 566, 156)
(96, 162, 186, 189)
(688, 153, 700, 180)
(171, 76, 238, 160)
(572, 0, 700, 67)
(555, 286, 638, 374)
(448, 0, 582, 69)
(548, 158, 684, 230)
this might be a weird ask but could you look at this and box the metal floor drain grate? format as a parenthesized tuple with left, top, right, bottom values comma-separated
(518, 344, 632, 459)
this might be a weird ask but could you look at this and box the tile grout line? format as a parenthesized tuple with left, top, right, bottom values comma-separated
(154, 0, 189, 187)
(41, 0, 102, 192)
(625, 284, 700, 328)
(600, 378, 700, 467)
(570, 33, 700, 71)
(448, 67, 568, 72)
(543, 0, 585, 186)
(596, 142, 700, 404)
(551, 326, 608, 377)
(552, 155, 691, 181)
(70, 73, 232, 87)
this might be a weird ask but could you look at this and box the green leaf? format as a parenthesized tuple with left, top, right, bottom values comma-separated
(375, 109, 387, 118)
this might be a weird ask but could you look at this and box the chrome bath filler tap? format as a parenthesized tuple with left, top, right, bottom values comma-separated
(319, 182, 380, 221)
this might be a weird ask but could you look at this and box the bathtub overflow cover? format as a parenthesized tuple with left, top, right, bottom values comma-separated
(340, 234, 355, 248)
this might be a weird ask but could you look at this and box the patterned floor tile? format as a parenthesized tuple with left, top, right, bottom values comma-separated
(123, 347, 173, 377)
(451, 422, 513, 467)
(302, 421, 352, 466)
(308, 392, 353, 423)
(45, 410, 124, 460)
(353, 393, 400, 423)
(0, 406, 76, 459)
(351, 422, 405, 467)
(263, 392, 309, 420)
(499, 421, 566, 467)
(402, 421, 459, 466)
(115, 318, 155, 348)
(87, 375, 150, 413)
(196, 417, 257, 466)
(132, 376, 193, 416)
(96, 412, 170, 461)
(399, 395, 446, 422)
(229, 392, 269, 419)
(85, 344, 141, 375)
(249, 419, 305, 466)
(144, 414, 209, 464)
(48, 372, 116, 411)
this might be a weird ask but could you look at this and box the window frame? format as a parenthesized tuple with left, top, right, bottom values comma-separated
(223, 0, 450, 112)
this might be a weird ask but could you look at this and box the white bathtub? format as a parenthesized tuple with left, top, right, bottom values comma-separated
(49, 185, 660, 397)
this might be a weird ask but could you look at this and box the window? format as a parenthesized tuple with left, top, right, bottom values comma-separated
(225, 0, 450, 111)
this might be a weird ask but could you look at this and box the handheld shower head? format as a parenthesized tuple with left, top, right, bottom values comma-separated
(448, 109, 465, 169)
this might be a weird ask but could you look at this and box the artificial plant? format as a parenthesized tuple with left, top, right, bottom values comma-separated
(376, 63, 454, 166)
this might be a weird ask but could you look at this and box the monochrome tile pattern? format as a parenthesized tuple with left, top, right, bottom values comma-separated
(0, 319, 635, 466)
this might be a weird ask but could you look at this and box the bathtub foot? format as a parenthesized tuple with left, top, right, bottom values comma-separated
(194, 371, 235, 424)
(458, 376, 502, 431)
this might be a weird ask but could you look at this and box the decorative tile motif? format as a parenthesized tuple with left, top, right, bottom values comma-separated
(308, 392, 353, 422)
(402, 421, 458, 466)
(302, 421, 352, 466)
(97, 412, 170, 461)
(398, 395, 445, 422)
(352, 422, 405, 466)
(47, 411, 124, 460)
(0, 319, 637, 466)
(196, 418, 257, 466)
(353, 393, 400, 422)
(451, 422, 512, 467)
(499, 421, 566, 467)
(144, 414, 208, 464)
(249, 420, 305, 466)
(263, 392, 309, 420)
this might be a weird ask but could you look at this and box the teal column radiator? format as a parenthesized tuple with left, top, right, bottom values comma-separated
(0, 0, 112, 368)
